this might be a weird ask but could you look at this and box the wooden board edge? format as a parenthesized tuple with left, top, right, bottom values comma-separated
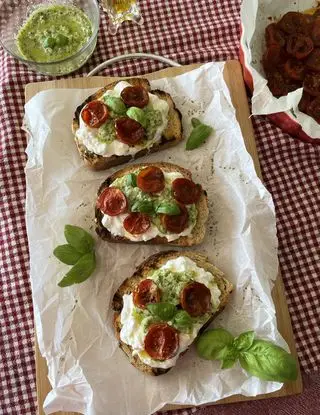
(26, 60, 302, 415)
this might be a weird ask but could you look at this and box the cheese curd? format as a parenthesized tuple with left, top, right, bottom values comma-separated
(119, 256, 222, 369)
(75, 81, 169, 157)
(101, 172, 196, 242)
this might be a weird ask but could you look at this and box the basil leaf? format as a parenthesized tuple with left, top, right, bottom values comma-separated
(64, 225, 94, 254)
(186, 123, 213, 150)
(131, 200, 154, 214)
(155, 201, 180, 215)
(233, 331, 255, 352)
(127, 173, 137, 187)
(191, 117, 202, 128)
(239, 340, 298, 382)
(103, 96, 127, 115)
(221, 356, 238, 369)
(147, 302, 176, 321)
(126, 106, 148, 128)
(220, 345, 239, 368)
(196, 328, 234, 360)
(58, 251, 96, 287)
(53, 244, 82, 265)
(172, 310, 193, 331)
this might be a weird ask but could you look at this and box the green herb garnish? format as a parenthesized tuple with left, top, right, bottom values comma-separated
(54, 225, 96, 287)
(186, 118, 213, 150)
(155, 201, 180, 215)
(196, 328, 298, 382)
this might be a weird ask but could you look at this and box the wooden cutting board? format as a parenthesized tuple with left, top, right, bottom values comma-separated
(25, 60, 303, 415)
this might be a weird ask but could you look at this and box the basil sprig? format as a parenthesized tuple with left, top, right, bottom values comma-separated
(186, 118, 213, 150)
(54, 225, 96, 287)
(196, 328, 298, 382)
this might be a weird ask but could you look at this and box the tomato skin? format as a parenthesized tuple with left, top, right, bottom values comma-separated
(133, 279, 161, 309)
(137, 166, 165, 193)
(277, 12, 312, 35)
(283, 59, 305, 81)
(115, 117, 145, 145)
(161, 204, 189, 233)
(298, 91, 313, 113)
(265, 23, 286, 47)
(311, 16, 320, 46)
(267, 71, 298, 97)
(262, 45, 284, 73)
(286, 34, 313, 59)
(144, 323, 179, 361)
(81, 100, 109, 128)
(96, 187, 127, 216)
(306, 48, 320, 72)
(303, 73, 320, 96)
(172, 178, 202, 205)
(307, 96, 320, 122)
(123, 212, 151, 235)
(120, 86, 149, 108)
(180, 282, 211, 317)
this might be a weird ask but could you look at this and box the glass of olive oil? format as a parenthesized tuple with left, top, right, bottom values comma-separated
(101, 0, 143, 34)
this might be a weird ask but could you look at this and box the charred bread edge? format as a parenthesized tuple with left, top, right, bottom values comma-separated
(112, 250, 234, 376)
(94, 162, 209, 246)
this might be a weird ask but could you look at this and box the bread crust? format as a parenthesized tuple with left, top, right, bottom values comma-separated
(72, 78, 183, 171)
(112, 250, 234, 376)
(95, 162, 209, 246)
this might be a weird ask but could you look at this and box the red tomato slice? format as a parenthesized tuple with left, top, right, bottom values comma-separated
(180, 282, 212, 317)
(277, 12, 312, 35)
(133, 279, 161, 309)
(115, 117, 145, 145)
(283, 59, 305, 81)
(172, 178, 202, 205)
(306, 48, 320, 72)
(265, 23, 286, 47)
(303, 73, 320, 96)
(161, 204, 189, 233)
(123, 212, 151, 235)
(137, 166, 165, 193)
(81, 100, 109, 128)
(120, 86, 149, 108)
(96, 187, 127, 216)
(286, 34, 313, 59)
(307, 96, 320, 123)
(298, 91, 313, 113)
(144, 323, 179, 361)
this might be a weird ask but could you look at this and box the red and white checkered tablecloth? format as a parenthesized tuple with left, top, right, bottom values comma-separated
(0, 1, 319, 414)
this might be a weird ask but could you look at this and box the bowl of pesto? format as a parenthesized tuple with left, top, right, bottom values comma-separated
(0, 0, 99, 76)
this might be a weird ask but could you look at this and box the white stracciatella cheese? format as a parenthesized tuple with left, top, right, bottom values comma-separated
(75, 81, 169, 156)
(119, 256, 221, 369)
(101, 171, 196, 242)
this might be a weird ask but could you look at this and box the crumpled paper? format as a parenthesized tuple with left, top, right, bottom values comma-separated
(24, 62, 287, 415)
(240, 0, 320, 139)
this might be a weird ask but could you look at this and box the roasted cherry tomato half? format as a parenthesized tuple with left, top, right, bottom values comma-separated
(123, 212, 151, 235)
(283, 59, 305, 81)
(115, 117, 145, 145)
(306, 48, 320, 72)
(137, 166, 165, 193)
(303, 73, 320, 96)
(307, 96, 320, 123)
(161, 203, 189, 233)
(144, 323, 179, 361)
(265, 23, 286, 47)
(96, 187, 127, 216)
(172, 178, 202, 205)
(277, 12, 312, 35)
(81, 100, 109, 128)
(286, 34, 313, 59)
(298, 91, 313, 114)
(180, 281, 212, 317)
(133, 279, 161, 309)
(120, 86, 149, 108)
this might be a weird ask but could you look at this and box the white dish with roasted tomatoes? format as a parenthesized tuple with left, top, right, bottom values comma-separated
(240, 0, 320, 141)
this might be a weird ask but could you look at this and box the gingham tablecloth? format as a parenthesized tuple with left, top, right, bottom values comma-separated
(0, 1, 319, 414)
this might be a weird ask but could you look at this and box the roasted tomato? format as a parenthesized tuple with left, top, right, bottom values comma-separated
(144, 323, 179, 361)
(277, 12, 312, 35)
(286, 34, 313, 59)
(267, 71, 299, 97)
(306, 48, 320, 72)
(311, 16, 320, 46)
(303, 73, 320, 96)
(133, 279, 161, 309)
(81, 101, 109, 128)
(123, 212, 151, 235)
(137, 166, 165, 193)
(96, 188, 127, 216)
(115, 117, 145, 145)
(120, 86, 149, 108)
(283, 59, 305, 81)
(306, 96, 320, 122)
(262, 45, 284, 73)
(180, 282, 212, 317)
(265, 23, 286, 47)
(298, 91, 313, 113)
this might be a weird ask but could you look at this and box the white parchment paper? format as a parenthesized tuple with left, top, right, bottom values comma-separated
(24, 63, 286, 415)
(240, 0, 320, 139)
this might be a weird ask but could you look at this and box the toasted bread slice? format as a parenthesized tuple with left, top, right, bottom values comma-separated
(95, 162, 209, 246)
(112, 250, 233, 376)
(72, 78, 183, 170)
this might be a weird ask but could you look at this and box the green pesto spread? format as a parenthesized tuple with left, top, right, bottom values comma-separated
(16, 5, 92, 63)
(111, 171, 198, 233)
(97, 121, 117, 144)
